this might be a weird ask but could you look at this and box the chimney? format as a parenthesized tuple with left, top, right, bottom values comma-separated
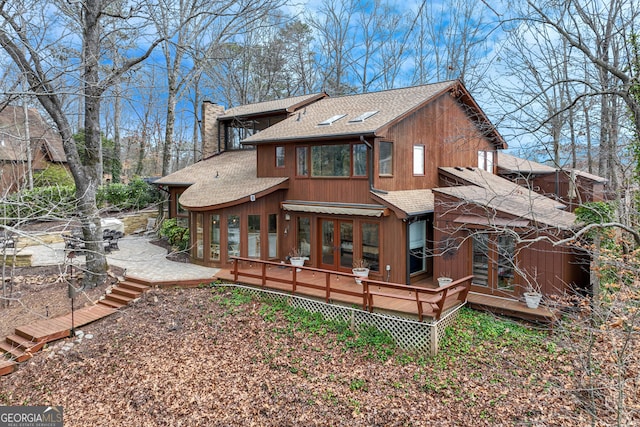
(201, 101, 226, 159)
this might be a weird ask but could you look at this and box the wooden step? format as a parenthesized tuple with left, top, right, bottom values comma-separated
(119, 280, 150, 293)
(121, 276, 153, 287)
(5, 334, 45, 353)
(0, 341, 32, 363)
(105, 292, 133, 305)
(111, 286, 140, 299)
(0, 359, 17, 376)
(97, 299, 127, 309)
(15, 318, 70, 343)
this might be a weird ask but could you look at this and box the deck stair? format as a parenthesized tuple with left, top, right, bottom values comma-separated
(0, 278, 152, 376)
(97, 280, 150, 309)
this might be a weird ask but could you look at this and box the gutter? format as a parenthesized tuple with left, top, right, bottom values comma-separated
(360, 135, 387, 195)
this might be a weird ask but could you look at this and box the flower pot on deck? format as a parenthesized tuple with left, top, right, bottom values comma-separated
(437, 277, 453, 287)
(523, 292, 542, 309)
(290, 257, 305, 272)
(352, 268, 370, 285)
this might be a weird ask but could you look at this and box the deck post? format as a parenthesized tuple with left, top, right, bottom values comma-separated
(430, 322, 438, 356)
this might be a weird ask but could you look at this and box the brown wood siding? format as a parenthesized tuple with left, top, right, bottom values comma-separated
(375, 93, 494, 192)
(433, 191, 587, 298)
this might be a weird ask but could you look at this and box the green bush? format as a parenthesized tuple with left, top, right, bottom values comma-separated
(2, 185, 77, 221)
(97, 178, 162, 210)
(159, 218, 189, 251)
(33, 165, 74, 187)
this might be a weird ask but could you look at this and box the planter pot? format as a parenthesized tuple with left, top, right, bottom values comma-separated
(437, 277, 453, 287)
(352, 268, 370, 285)
(523, 292, 542, 309)
(290, 257, 305, 272)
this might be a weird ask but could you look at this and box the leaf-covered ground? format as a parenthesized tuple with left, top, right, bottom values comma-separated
(1, 286, 636, 426)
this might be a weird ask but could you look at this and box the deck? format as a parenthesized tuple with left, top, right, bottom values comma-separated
(215, 258, 556, 323)
(215, 257, 471, 322)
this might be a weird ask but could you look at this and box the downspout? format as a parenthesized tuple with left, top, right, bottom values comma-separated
(360, 135, 387, 195)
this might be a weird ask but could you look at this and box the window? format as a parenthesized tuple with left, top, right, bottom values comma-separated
(297, 217, 311, 257)
(296, 146, 309, 176)
(275, 146, 285, 168)
(195, 213, 203, 260)
(413, 145, 425, 175)
(227, 215, 240, 258)
(362, 222, 379, 272)
(248, 215, 260, 258)
(318, 114, 346, 126)
(268, 214, 277, 258)
(353, 144, 367, 177)
(349, 111, 378, 123)
(210, 214, 220, 261)
(478, 150, 494, 173)
(472, 233, 489, 286)
(409, 220, 427, 274)
(497, 234, 515, 290)
(379, 141, 393, 175)
(311, 144, 350, 177)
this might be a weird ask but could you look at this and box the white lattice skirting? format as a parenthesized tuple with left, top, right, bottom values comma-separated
(216, 283, 464, 356)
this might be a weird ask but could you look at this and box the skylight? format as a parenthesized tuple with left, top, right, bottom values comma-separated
(348, 111, 379, 123)
(318, 114, 346, 126)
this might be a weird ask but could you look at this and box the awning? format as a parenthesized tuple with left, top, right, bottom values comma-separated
(282, 202, 388, 217)
(453, 215, 529, 228)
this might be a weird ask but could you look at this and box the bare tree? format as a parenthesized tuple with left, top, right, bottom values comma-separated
(0, 0, 163, 287)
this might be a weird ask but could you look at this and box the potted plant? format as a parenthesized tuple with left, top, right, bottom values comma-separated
(437, 276, 453, 287)
(352, 258, 370, 284)
(523, 283, 542, 309)
(289, 248, 305, 272)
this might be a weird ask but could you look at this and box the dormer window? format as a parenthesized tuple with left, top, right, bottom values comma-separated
(318, 114, 346, 126)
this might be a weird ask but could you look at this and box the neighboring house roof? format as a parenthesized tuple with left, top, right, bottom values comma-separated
(437, 167, 577, 229)
(241, 81, 505, 147)
(497, 152, 556, 174)
(155, 150, 288, 210)
(498, 152, 607, 183)
(0, 106, 66, 163)
(372, 189, 434, 218)
(218, 93, 328, 120)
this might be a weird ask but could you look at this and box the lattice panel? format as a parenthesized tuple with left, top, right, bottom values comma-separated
(216, 283, 463, 355)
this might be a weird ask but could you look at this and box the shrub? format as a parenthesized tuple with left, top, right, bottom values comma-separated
(33, 165, 74, 187)
(159, 218, 189, 251)
(3, 185, 77, 221)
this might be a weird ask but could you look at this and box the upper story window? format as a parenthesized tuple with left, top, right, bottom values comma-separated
(305, 143, 367, 178)
(353, 144, 367, 177)
(379, 141, 393, 176)
(413, 145, 425, 175)
(311, 144, 350, 177)
(275, 146, 285, 168)
(296, 146, 309, 176)
(478, 150, 494, 173)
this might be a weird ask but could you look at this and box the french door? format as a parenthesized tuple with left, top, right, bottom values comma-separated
(471, 232, 516, 296)
(319, 218, 353, 271)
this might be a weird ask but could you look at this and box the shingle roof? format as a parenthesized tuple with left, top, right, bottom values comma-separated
(155, 150, 288, 209)
(0, 106, 66, 163)
(372, 189, 434, 218)
(241, 81, 460, 144)
(218, 93, 327, 120)
(498, 152, 607, 183)
(437, 167, 576, 229)
(497, 152, 556, 174)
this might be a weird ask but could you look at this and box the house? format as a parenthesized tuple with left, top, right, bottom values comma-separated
(156, 80, 591, 319)
(0, 106, 67, 194)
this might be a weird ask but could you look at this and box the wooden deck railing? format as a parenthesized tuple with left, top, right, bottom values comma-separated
(229, 257, 472, 322)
